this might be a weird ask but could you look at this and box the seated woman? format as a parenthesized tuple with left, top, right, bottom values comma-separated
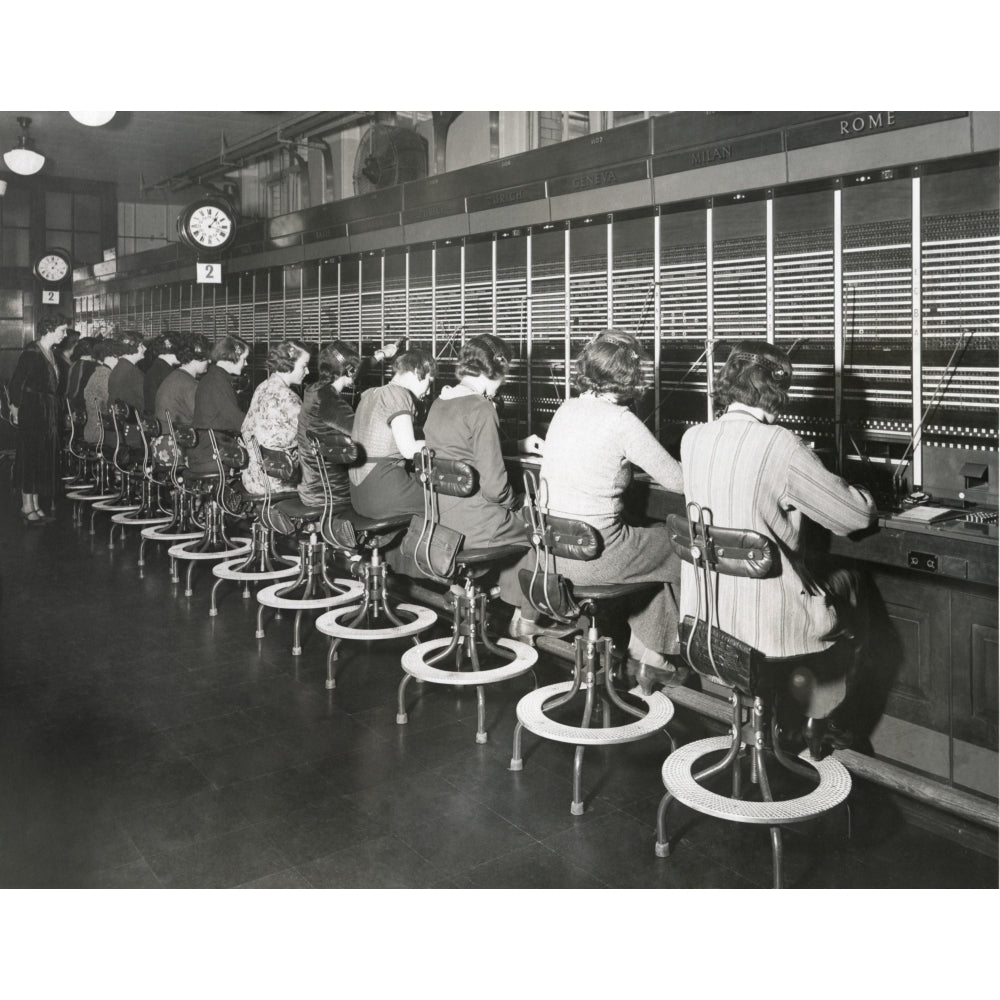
(349, 348, 435, 521)
(241, 340, 310, 495)
(186, 335, 250, 476)
(142, 332, 181, 415)
(106, 331, 146, 412)
(679, 340, 877, 732)
(154, 333, 210, 428)
(65, 338, 100, 411)
(296, 341, 362, 511)
(421, 334, 524, 602)
(515, 329, 684, 666)
(82, 339, 127, 446)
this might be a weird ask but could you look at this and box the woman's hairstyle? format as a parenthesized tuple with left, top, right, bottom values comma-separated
(210, 335, 250, 364)
(60, 329, 81, 353)
(93, 339, 127, 362)
(71, 337, 98, 362)
(266, 339, 309, 374)
(456, 334, 511, 382)
(713, 340, 793, 414)
(393, 348, 436, 380)
(117, 330, 143, 352)
(37, 314, 72, 339)
(176, 333, 210, 365)
(573, 329, 650, 403)
(143, 331, 179, 359)
(316, 340, 361, 383)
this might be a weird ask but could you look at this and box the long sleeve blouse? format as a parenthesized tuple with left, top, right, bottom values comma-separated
(541, 394, 684, 533)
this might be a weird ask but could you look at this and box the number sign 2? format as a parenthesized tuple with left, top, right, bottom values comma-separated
(197, 262, 222, 284)
(42, 290, 61, 304)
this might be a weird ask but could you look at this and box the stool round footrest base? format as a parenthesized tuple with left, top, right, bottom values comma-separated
(316, 603, 436, 641)
(167, 538, 252, 560)
(401, 637, 537, 686)
(111, 513, 172, 525)
(256, 579, 364, 610)
(212, 556, 302, 582)
(661, 735, 851, 825)
(515, 680, 674, 745)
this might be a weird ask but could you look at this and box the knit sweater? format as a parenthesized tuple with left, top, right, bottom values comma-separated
(541, 394, 684, 533)
(679, 408, 877, 658)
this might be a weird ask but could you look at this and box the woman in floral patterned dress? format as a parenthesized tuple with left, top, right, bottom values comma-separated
(240, 340, 311, 495)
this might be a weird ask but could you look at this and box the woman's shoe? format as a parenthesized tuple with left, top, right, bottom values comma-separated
(508, 609, 577, 642)
(20, 510, 47, 525)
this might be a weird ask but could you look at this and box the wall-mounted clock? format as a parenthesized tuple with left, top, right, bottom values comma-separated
(34, 247, 72, 284)
(178, 198, 239, 253)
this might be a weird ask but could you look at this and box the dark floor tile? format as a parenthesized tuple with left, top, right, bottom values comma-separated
(461, 841, 608, 889)
(311, 740, 446, 795)
(0, 815, 140, 887)
(189, 734, 312, 787)
(163, 711, 264, 756)
(145, 826, 290, 889)
(257, 799, 384, 867)
(78, 858, 164, 889)
(238, 868, 313, 889)
(266, 715, 385, 765)
(217, 765, 339, 825)
(298, 834, 444, 888)
(118, 787, 253, 855)
(432, 751, 618, 840)
(395, 803, 535, 872)
(101, 758, 214, 814)
(344, 769, 483, 832)
(541, 809, 754, 888)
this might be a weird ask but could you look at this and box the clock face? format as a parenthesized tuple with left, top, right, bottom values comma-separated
(187, 205, 234, 248)
(36, 252, 70, 283)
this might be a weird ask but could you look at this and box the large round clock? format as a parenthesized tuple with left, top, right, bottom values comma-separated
(34, 247, 72, 284)
(178, 198, 238, 253)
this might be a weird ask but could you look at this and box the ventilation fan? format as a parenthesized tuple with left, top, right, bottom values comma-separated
(353, 123, 428, 195)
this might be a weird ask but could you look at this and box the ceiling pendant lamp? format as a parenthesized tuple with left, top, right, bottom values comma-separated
(69, 111, 116, 127)
(3, 117, 45, 176)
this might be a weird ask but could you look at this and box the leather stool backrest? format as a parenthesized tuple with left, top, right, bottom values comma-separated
(402, 448, 478, 583)
(667, 501, 776, 691)
(306, 431, 359, 550)
(208, 428, 251, 516)
(519, 469, 602, 624)
(244, 433, 295, 534)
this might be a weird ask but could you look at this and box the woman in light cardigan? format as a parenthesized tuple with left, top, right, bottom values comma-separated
(515, 330, 684, 666)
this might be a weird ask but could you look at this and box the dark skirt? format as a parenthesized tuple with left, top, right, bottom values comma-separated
(13, 391, 60, 497)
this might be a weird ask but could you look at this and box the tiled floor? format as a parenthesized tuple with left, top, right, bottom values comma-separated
(1, 493, 997, 889)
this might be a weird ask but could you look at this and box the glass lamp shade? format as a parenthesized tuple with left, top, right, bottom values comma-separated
(69, 111, 116, 126)
(3, 147, 45, 175)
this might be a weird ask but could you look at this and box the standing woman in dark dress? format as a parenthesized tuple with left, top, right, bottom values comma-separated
(8, 315, 71, 523)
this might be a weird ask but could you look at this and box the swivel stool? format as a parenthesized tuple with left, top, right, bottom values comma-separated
(207, 436, 303, 618)
(61, 399, 93, 491)
(137, 415, 204, 574)
(63, 404, 110, 527)
(167, 428, 251, 597)
(251, 435, 364, 657)
(508, 471, 675, 814)
(310, 432, 436, 689)
(652, 502, 852, 889)
(88, 403, 141, 537)
(110, 407, 172, 546)
(394, 448, 537, 745)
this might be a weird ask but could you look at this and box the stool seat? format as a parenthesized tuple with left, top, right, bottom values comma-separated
(662, 734, 851, 825)
(336, 509, 412, 535)
(515, 679, 674, 746)
(457, 543, 528, 565)
(271, 495, 321, 520)
(572, 580, 660, 601)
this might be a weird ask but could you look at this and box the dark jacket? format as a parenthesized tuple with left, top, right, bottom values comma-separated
(155, 368, 199, 430)
(107, 357, 144, 413)
(296, 381, 355, 508)
(187, 364, 245, 474)
(66, 358, 98, 410)
(143, 357, 176, 415)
